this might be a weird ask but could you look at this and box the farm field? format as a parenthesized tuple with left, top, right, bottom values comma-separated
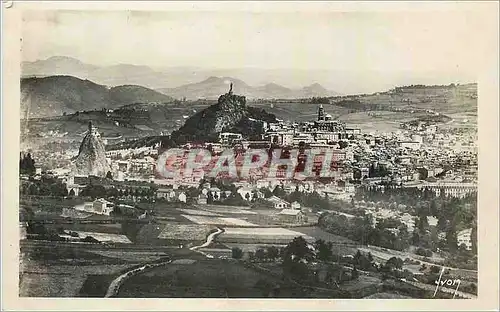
(19, 241, 203, 297)
(117, 259, 336, 298)
(293, 226, 357, 244)
(223, 243, 287, 252)
(74, 231, 132, 243)
(177, 208, 221, 216)
(181, 214, 258, 227)
(19, 248, 137, 297)
(200, 206, 258, 215)
(87, 250, 169, 262)
(218, 227, 314, 244)
(157, 222, 214, 241)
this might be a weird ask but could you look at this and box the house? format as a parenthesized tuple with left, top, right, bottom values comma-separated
(427, 216, 438, 227)
(237, 187, 254, 201)
(74, 202, 94, 213)
(178, 192, 187, 203)
(279, 209, 306, 224)
(254, 190, 265, 200)
(457, 228, 473, 250)
(75, 198, 113, 216)
(208, 187, 222, 201)
(223, 190, 233, 199)
(92, 198, 114, 215)
(291, 201, 301, 210)
(267, 196, 289, 209)
(156, 188, 173, 199)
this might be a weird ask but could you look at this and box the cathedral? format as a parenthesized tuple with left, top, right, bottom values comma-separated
(314, 104, 346, 132)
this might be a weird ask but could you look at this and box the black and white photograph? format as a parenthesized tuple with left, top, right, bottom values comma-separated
(3, 1, 499, 309)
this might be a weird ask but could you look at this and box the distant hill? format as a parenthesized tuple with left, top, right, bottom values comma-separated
(22, 56, 99, 78)
(158, 76, 338, 100)
(21, 76, 174, 118)
(22, 56, 341, 98)
(108, 85, 174, 104)
(22, 56, 175, 89)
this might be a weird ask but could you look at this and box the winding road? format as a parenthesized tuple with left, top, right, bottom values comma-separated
(104, 260, 172, 298)
(190, 227, 224, 251)
(104, 227, 224, 297)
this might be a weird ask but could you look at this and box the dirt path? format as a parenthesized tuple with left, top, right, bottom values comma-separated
(189, 228, 224, 257)
(104, 260, 171, 298)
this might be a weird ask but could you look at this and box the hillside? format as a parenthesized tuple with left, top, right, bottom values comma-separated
(158, 76, 338, 100)
(108, 85, 174, 104)
(21, 76, 174, 118)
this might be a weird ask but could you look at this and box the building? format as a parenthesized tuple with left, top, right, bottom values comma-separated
(219, 132, 243, 144)
(279, 209, 306, 224)
(74, 198, 114, 216)
(156, 188, 174, 200)
(417, 182, 477, 198)
(208, 187, 222, 201)
(92, 198, 114, 215)
(178, 192, 187, 203)
(237, 187, 254, 201)
(398, 141, 422, 150)
(267, 196, 290, 209)
(291, 201, 301, 210)
(457, 228, 473, 250)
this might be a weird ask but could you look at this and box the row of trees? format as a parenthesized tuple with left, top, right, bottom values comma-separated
(79, 184, 157, 200)
(20, 153, 36, 175)
(20, 176, 68, 197)
(319, 213, 411, 251)
(236, 236, 411, 286)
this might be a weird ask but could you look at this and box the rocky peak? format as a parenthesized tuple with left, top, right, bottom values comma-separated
(171, 88, 276, 144)
(73, 120, 110, 177)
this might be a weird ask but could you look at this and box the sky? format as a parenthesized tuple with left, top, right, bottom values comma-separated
(21, 8, 487, 93)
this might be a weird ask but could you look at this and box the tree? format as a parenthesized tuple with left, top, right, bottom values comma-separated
(445, 222, 458, 251)
(415, 247, 433, 257)
(385, 257, 403, 270)
(255, 248, 266, 261)
(231, 247, 243, 259)
(338, 141, 348, 149)
(20, 152, 36, 175)
(471, 223, 477, 254)
(315, 239, 332, 261)
(417, 216, 429, 234)
(351, 267, 359, 280)
(368, 164, 375, 178)
(266, 246, 279, 261)
(272, 185, 286, 198)
(283, 236, 313, 262)
(106, 171, 113, 179)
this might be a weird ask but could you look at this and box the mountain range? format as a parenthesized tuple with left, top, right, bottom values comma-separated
(22, 56, 339, 100)
(21, 75, 173, 118)
(158, 77, 335, 100)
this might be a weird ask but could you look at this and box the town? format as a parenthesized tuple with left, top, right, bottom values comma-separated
(19, 83, 478, 299)
(16, 7, 486, 301)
